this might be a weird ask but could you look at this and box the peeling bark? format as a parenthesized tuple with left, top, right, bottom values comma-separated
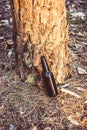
(11, 0, 69, 84)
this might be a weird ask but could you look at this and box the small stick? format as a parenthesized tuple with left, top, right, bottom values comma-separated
(76, 87, 87, 92)
(60, 88, 81, 98)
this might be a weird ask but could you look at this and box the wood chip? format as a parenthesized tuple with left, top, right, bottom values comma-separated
(30, 126, 37, 130)
(60, 84, 69, 88)
(77, 32, 84, 37)
(77, 67, 87, 74)
(67, 116, 79, 126)
(84, 100, 87, 104)
(44, 127, 51, 130)
(61, 88, 81, 98)
(0, 105, 4, 115)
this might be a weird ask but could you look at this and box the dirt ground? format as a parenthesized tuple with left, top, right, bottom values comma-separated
(0, 0, 87, 129)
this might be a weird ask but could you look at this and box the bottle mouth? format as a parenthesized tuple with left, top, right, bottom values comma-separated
(41, 56, 50, 72)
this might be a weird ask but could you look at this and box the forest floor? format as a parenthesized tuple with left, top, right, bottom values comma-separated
(0, 0, 87, 130)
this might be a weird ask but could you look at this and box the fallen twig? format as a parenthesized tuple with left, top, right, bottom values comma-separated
(76, 87, 87, 92)
(60, 88, 81, 98)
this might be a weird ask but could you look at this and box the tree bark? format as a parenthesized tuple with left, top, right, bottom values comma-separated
(11, 0, 69, 85)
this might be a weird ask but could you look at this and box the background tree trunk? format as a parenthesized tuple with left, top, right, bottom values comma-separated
(11, 0, 69, 85)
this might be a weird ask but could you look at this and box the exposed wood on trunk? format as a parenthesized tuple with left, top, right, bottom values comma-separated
(11, 0, 69, 84)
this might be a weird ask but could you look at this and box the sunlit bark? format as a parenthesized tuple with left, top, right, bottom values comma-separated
(11, 0, 69, 85)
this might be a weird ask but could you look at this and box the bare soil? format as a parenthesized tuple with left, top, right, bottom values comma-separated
(0, 0, 87, 129)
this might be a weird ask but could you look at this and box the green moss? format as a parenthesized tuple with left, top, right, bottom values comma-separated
(67, 17, 84, 25)
(67, 12, 84, 24)
(68, 19, 84, 24)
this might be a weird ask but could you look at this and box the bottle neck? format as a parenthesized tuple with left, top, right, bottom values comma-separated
(41, 56, 50, 72)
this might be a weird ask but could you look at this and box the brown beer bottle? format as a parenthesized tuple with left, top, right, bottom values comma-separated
(41, 56, 58, 97)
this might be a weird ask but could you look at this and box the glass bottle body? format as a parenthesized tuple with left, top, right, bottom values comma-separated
(41, 56, 58, 97)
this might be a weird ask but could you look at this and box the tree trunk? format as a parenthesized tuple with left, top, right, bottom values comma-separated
(10, 0, 69, 85)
